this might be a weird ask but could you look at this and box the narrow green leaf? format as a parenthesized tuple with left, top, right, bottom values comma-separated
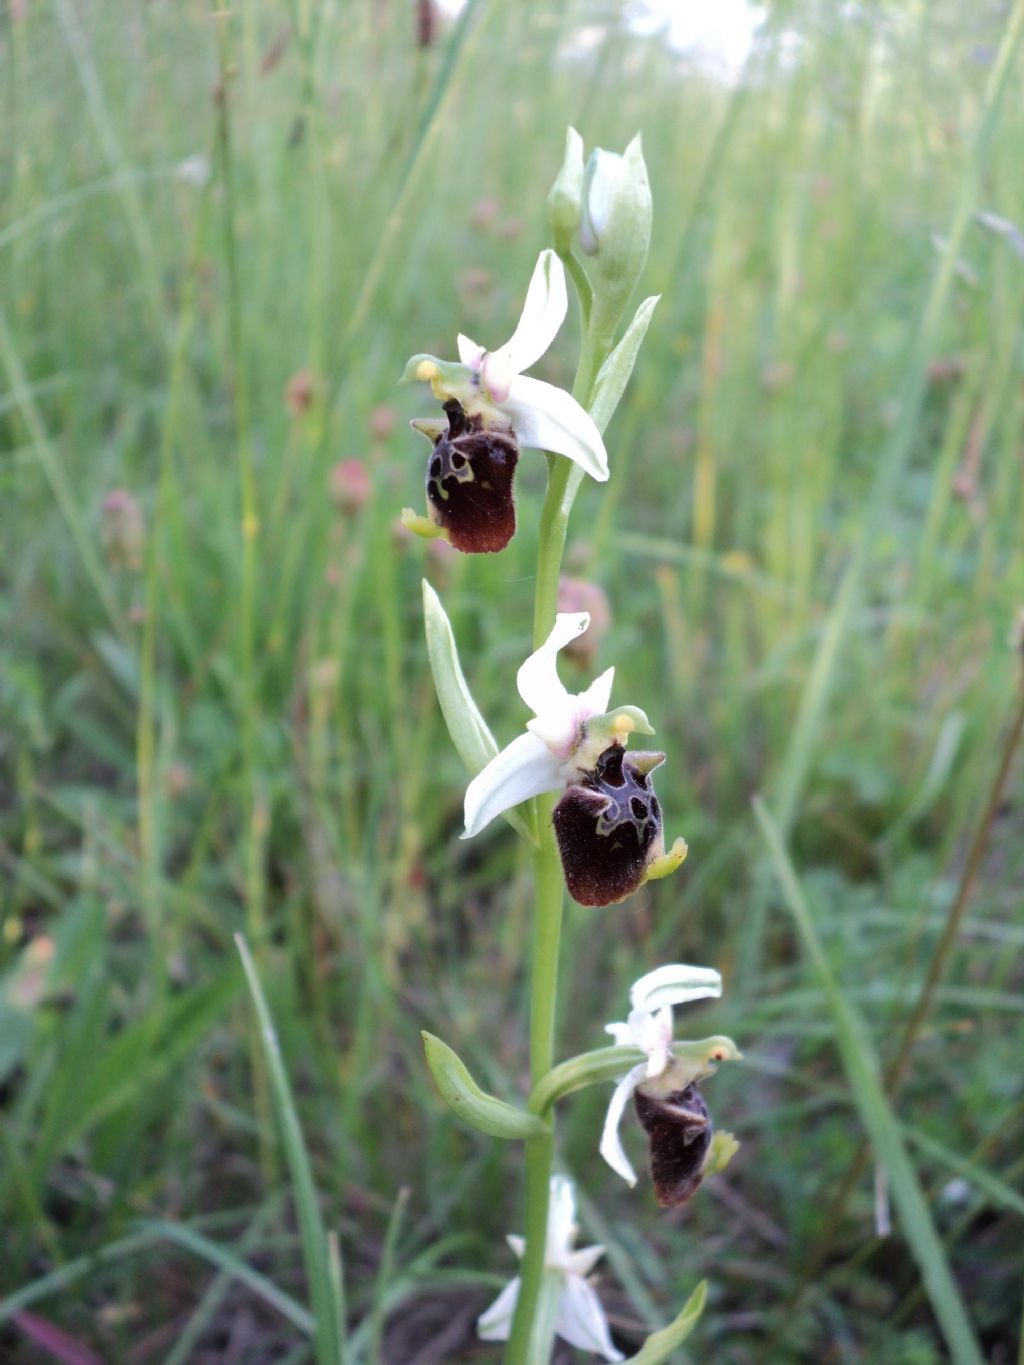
(72, 969, 241, 1140)
(770, 0, 1024, 837)
(422, 1032, 548, 1140)
(0, 1221, 314, 1338)
(903, 1126, 1024, 1219)
(754, 799, 985, 1365)
(138, 1219, 316, 1336)
(589, 294, 660, 434)
(421, 579, 532, 840)
(235, 935, 347, 1365)
(366, 1188, 409, 1365)
(626, 1279, 707, 1363)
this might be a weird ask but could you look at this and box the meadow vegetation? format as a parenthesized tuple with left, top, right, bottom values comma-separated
(1, 0, 1023, 1360)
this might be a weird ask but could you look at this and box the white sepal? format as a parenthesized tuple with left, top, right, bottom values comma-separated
(462, 731, 562, 839)
(599, 1062, 646, 1185)
(478, 1175, 622, 1359)
(516, 612, 589, 715)
(477, 1277, 521, 1341)
(456, 332, 484, 367)
(498, 248, 568, 376)
(546, 1174, 578, 1259)
(578, 666, 615, 717)
(564, 1243, 605, 1279)
(502, 374, 610, 481)
(631, 964, 723, 1014)
(557, 1276, 626, 1362)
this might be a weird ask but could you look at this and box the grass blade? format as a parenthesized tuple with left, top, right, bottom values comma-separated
(0, 1221, 313, 1338)
(770, 0, 1024, 836)
(235, 934, 346, 1365)
(754, 796, 985, 1365)
(137, 1219, 315, 1337)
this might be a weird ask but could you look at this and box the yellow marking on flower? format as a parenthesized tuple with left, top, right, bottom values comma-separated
(612, 711, 636, 743)
(400, 507, 447, 541)
(416, 359, 439, 382)
(643, 836, 688, 883)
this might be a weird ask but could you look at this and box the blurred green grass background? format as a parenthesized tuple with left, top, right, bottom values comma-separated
(2, 0, 1023, 1360)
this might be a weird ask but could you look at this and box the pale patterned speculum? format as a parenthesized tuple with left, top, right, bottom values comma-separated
(552, 743, 666, 906)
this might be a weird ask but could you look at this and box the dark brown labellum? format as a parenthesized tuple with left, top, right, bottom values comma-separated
(551, 743, 664, 906)
(634, 1082, 712, 1208)
(425, 398, 519, 553)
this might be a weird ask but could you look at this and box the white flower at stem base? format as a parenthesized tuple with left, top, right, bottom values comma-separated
(600, 964, 739, 1186)
(401, 250, 608, 483)
(462, 612, 651, 839)
(477, 1174, 624, 1363)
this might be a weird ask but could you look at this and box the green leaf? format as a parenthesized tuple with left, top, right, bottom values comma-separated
(422, 1032, 548, 1140)
(754, 798, 985, 1365)
(589, 294, 660, 434)
(626, 1279, 707, 1363)
(421, 580, 532, 840)
(235, 935, 347, 1365)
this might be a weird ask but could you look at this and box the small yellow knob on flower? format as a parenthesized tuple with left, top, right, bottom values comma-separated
(612, 711, 636, 743)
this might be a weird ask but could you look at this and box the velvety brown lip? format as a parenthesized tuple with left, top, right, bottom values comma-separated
(551, 742, 665, 906)
(425, 398, 519, 553)
(633, 1082, 713, 1208)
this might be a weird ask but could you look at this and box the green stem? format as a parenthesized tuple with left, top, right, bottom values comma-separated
(505, 813, 563, 1365)
(531, 330, 602, 650)
(506, 321, 607, 1365)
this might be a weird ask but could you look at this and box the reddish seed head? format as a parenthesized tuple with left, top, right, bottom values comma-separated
(558, 577, 611, 667)
(369, 405, 397, 440)
(101, 489, 145, 571)
(329, 459, 372, 515)
(285, 369, 316, 417)
(470, 197, 501, 230)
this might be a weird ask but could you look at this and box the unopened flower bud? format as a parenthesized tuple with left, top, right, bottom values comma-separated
(547, 126, 584, 255)
(329, 459, 372, 515)
(558, 577, 610, 667)
(580, 135, 652, 327)
(101, 490, 145, 571)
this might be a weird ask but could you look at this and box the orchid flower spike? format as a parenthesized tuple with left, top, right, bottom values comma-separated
(601, 965, 741, 1206)
(462, 613, 686, 904)
(401, 250, 608, 553)
(477, 1174, 624, 1362)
